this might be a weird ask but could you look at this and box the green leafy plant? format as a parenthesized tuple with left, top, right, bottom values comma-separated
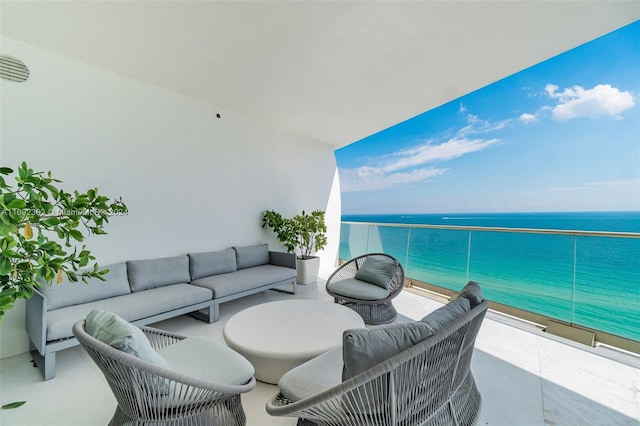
(262, 210, 327, 259)
(0, 162, 127, 323)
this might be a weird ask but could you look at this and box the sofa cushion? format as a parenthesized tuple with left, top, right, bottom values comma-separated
(420, 297, 471, 334)
(84, 309, 169, 369)
(457, 281, 484, 308)
(233, 244, 269, 269)
(158, 336, 254, 386)
(127, 255, 191, 292)
(354, 257, 398, 290)
(47, 284, 212, 341)
(278, 347, 343, 402)
(40, 263, 130, 311)
(188, 249, 237, 280)
(342, 321, 434, 380)
(190, 264, 296, 298)
(326, 278, 390, 301)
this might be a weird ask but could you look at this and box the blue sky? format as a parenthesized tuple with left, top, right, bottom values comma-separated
(335, 21, 639, 215)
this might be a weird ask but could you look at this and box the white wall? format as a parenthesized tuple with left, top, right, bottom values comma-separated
(0, 37, 340, 358)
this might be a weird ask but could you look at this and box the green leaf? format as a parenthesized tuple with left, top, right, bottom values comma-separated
(2, 401, 26, 410)
(0, 167, 14, 175)
(6, 199, 26, 209)
(68, 229, 84, 242)
(0, 258, 12, 275)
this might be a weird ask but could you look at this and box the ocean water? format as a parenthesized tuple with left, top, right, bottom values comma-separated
(339, 211, 640, 342)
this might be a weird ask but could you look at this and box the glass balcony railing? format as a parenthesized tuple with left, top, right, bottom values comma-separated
(339, 221, 640, 343)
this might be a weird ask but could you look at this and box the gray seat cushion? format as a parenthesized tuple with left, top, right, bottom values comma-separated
(326, 278, 390, 301)
(188, 249, 237, 280)
(190, 264, 296, 298)
(47, 284, 212, 341)
(127, 255, 191, 292)
(158, 336, 254, 386)
(354, 257, 398, 290)
(420, 297, 471, 334)
(278, 347, 343, 402)
(233, 244, 270, 269)
(342, 321, 434, 380)
(40, 263, 130, 311)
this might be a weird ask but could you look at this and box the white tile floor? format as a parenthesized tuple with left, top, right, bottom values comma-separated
(1, 280, 639, 426)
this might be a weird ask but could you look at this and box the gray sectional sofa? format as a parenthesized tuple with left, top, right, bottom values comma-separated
(26, 244, 296, 380)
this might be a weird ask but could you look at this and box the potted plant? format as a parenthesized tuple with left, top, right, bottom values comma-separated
(0, 162, 127, 323)
(262, 209, 327, 284)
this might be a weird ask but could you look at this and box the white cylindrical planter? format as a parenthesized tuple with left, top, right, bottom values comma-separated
(296, 256, 320, 284)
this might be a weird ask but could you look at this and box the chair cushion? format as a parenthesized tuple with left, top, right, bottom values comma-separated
(278, 347, 343, 402)
(457, 281, 484, 308)
(327, 278, 390, 301)
(342, 321, 434, 380)
(420, 297, 471, 333)
(354, 257, 398, 290)
(188, 249, 237, 280)
(233, 244, 270, 269)
(158, 336, 254, 386)
(40, 263, 130, 311)
(127, 255, 191, 292)
(84, 309, 169, 369)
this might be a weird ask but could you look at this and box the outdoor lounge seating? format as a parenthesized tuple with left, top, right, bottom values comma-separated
(27, 244, 296, 380)
(266, 281, 488, 426)
(72, 310, 256, 426)
(326, 253, 405, 324)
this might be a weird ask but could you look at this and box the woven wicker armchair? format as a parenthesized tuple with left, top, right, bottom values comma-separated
(72, 321, 256, 425)
(326, 253, 405, 324)
(266, 299, 489, 426)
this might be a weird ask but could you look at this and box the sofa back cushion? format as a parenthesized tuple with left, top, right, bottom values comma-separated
(127, 255, 191, 292)
(41, 263, 130, 311)
(420, 297, 471, 334)
(342, 321, 434, 380)
(188, 249, 237, 280)
(233, 244, 270, 269)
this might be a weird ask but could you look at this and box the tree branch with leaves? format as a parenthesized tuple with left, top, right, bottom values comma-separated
(0, 162, 127, 322)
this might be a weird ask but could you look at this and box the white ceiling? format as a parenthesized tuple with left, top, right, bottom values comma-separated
(1, 1, 638, 148)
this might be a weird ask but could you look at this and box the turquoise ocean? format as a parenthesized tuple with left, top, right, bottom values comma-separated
(339, 211, 640, 341)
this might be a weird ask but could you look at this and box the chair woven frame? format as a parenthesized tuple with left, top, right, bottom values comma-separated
(326, 253, 405, 325)
(266, 300, 489, 426)
(72, 322, 255, 426)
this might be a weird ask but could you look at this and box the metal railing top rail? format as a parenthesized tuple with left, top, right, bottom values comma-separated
(341, 221, 640, 239)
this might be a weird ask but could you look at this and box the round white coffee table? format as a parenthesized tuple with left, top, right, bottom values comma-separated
(223, 300, 365, 384)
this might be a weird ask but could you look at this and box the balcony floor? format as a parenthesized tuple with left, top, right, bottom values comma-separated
(1, 280, 639, 426)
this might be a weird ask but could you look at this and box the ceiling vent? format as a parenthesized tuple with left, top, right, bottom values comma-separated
(0, 55, 30, 82)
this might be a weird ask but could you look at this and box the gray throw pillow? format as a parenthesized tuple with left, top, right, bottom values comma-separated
(420, 297, 471, 333)
(354, 257, 398, 290)
(342, 321, 434, 380)
(457, 281, 483, 308)
(84, 309, 169, 369)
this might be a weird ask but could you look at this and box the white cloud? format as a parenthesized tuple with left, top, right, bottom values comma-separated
(339, 112, 502, 192)
(545, 83, 635, 121)
(519, 113, 537, 123)
(339, 167, 447, 192)
(386, 137, 500, 172)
